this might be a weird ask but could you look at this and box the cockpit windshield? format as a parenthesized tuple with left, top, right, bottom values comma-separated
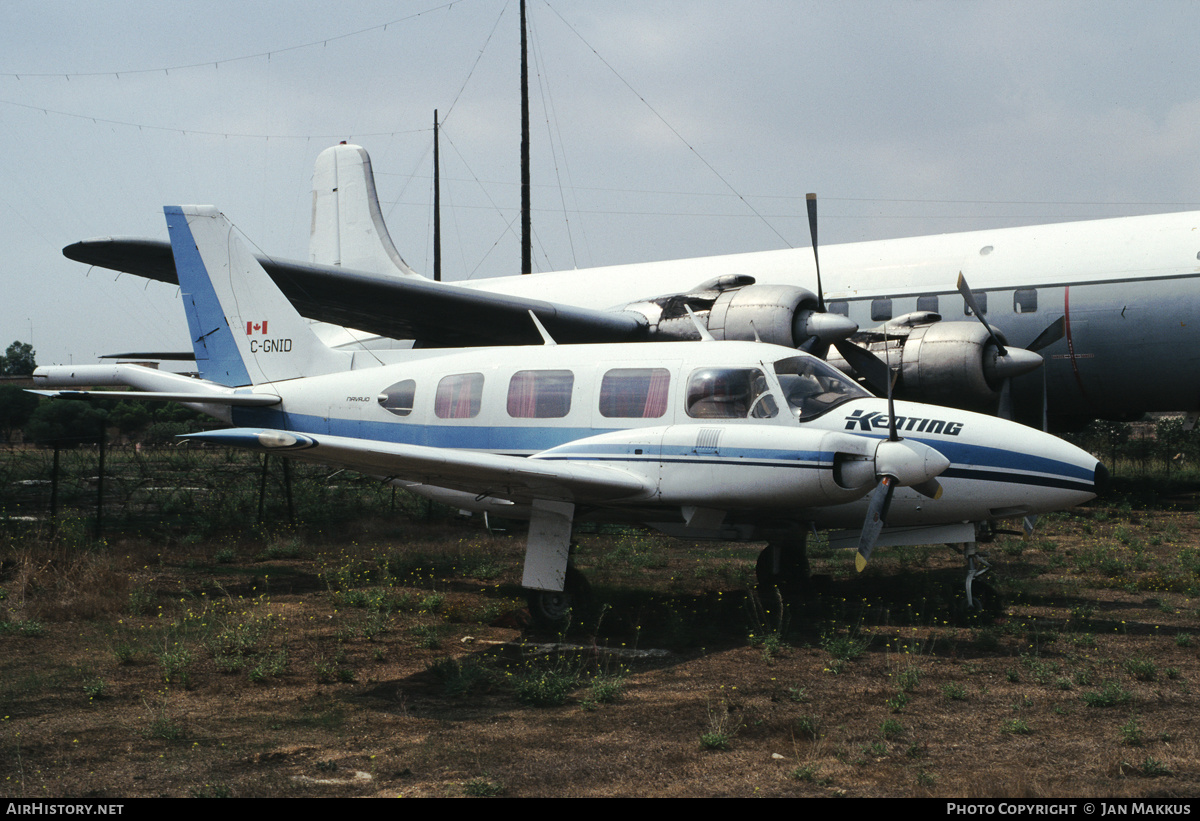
(773, 355, 871, 420)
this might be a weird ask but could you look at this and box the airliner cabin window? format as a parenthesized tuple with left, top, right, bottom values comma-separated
(434, 373, 484, 419)
(507, 370, 574, 418)
(871, 298, 893, 322)
(378, 379, 417, 417)
(1014, 289, 1037, 313)
(599, 368, 670, 418)
(916, 295, 939, 313)
(686, 368, 777, 419)
(965, 292, 988, 316)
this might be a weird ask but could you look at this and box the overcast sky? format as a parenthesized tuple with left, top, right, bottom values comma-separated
(3, 0, 1200, 365)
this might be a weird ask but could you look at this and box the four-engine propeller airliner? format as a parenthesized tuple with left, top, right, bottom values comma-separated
(63, 143, 1200, 431)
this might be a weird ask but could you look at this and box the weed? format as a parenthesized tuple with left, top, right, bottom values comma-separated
(588, 673, 625, 705)
(942, 683, 968, 701)
(1175, 633, 1192, 648)
(1137, 757, 1171, 777)
(1120, 716, 1145, 746)
(880, 718, 903, 740)
(700, 698, 739, 750)
(82, 677, 107, 701)
(191, 784, 233, 798)
(821, 628, 869, 662)
(886, 693, 909, 713)
(896, 666, 920, 693)
(790, 764, 831, 785)
(462, 776, 505, 797)
(794, 714, 821, 741)
(1124, 657, 1158, 682)
(157, 646, 193, 688)
(510, 657, 581, 707)
(1002, 719, 1032, 735)
(428, 656, 492, 698)
(1082, 681, 1134, 708)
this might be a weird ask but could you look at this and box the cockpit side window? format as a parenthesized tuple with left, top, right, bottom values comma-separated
(685, 368, 777, 419)
(774, 356, 870, 420)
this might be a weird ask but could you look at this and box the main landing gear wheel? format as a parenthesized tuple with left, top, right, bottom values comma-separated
(755, 535, 817, 604)
(526, 566, 592, 633)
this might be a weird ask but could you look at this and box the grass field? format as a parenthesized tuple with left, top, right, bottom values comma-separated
(2, 447, 1200, 797)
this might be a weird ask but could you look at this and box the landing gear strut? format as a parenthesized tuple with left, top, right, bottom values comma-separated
(956, 542, 1002, 616)
(756, 528, 823, 601)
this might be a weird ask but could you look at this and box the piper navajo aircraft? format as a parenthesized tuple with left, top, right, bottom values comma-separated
(64, 144, 1200, 431)
(36, 205, 1104, 624)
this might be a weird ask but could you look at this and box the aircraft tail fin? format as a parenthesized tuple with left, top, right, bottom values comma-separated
(166, 205, 352, 387)
(309, 142, 423, 278)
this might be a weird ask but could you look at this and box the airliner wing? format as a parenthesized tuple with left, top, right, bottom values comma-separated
(182, 428, 652, 504)
(64, 238, 645, 346)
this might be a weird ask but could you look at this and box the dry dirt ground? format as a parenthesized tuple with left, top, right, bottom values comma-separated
(3, 488, 1200, 798)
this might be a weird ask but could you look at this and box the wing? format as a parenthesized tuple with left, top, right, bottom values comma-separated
(64, 238, 646, 347)
(182, 428, 652, 505)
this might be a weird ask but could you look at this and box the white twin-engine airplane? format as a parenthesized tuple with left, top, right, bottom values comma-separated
(37, 205, 1104, 625)
(64, 143, 1200, 431)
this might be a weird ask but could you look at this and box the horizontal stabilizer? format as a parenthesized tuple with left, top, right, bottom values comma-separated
(30, 390, 280, 406)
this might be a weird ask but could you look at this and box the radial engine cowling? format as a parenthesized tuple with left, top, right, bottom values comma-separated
(896, 321, 1036, 412)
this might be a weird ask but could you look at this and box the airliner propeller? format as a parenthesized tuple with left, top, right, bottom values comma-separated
(956, 272, 1045, 419)
(804, 194, 890, 386)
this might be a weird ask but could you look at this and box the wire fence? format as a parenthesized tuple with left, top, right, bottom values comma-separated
(0, 441, 418, 538)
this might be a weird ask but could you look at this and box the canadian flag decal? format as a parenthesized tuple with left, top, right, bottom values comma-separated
(246, 321, 268, 335)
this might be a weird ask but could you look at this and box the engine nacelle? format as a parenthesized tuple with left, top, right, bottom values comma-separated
(830, 321, 1038, 413)
(621, 279, 852, 348)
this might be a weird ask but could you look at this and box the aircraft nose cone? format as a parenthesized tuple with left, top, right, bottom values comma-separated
(985, 346, 1043, 381)
(798, 310, 858, 344)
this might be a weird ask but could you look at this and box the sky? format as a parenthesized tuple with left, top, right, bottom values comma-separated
(3, 0, 1200, 365)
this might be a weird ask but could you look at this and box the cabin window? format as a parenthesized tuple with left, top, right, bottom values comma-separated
(964, 291, 988, 316)
(378, 379, 416, 417)
(1014, 289, 1037, 314)
(828, 301, 849, 317)
(507, 370, 574, 418)
(599, 368, 670, 418)
(916, 295, 939, 313)
(871, 298, 893, 322)
(686, 368, 776, 419)
(434, 372, 483, 419)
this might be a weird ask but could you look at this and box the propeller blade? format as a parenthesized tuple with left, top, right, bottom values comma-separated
(956, 272, 1007, 356)
(912, 478, 943, 499)
(856, 475, 895, 572)
(806, 193, 824, 312)
(886, 367, 899, 441)
(833, 340, 890, 395)
(1027, 315, 1066, 353)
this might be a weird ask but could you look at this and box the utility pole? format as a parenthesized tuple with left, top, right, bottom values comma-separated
(434, 109, 442, 282)
(520, 0, 532, 274)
